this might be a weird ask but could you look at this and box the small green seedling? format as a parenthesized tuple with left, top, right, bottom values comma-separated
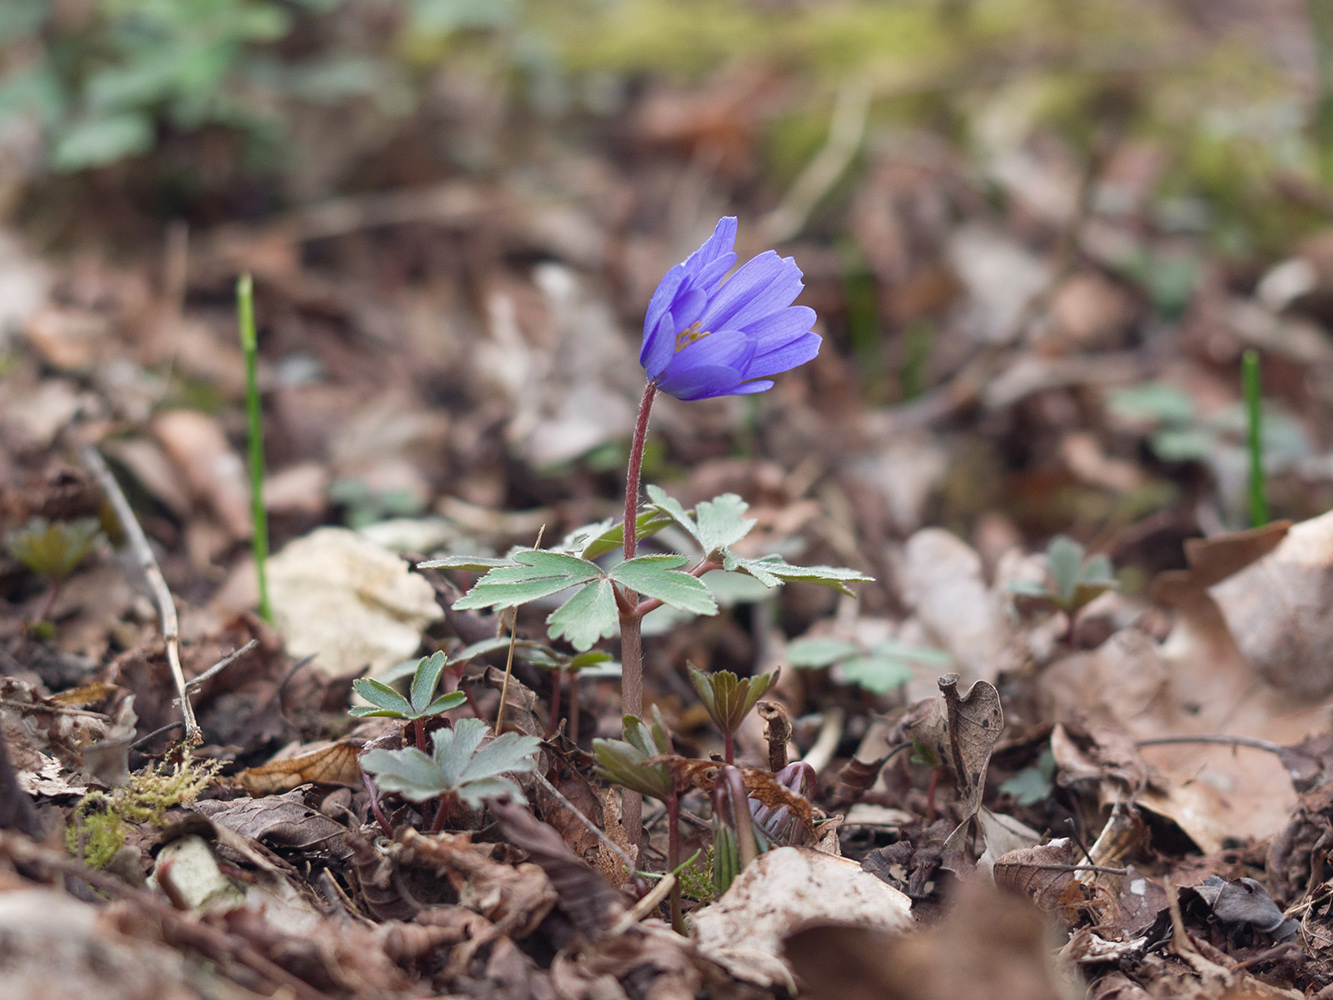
(688, 665, 777, 764)
(787, 636, 951, 694)
(1009, 535, 1117, 616)
(236, 274, 271, 624)
(7, 517, 102, 582)
(7, 517, 104, 630)
(350, 651, 467, 752)
(359, 716, 539, 833)
(999, 747, 1057, 807)
(593, 708, 687, 930)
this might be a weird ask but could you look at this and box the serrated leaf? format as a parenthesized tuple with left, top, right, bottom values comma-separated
(423, 691, 467, 716)
(360, 747, 450, 801)
(693, 493, 757, 554)
(644, 484, 696, 541)
(447, 637, 515, 665)
(786, 637, 861, 669)
(610, 555, 717, 616)
(838, 655, 915, 694)
(350, 678, 413, 717)
(461, 726, 541, 784)
(416, 554, 511, 572)
(453, 548, 604, 611)
(433, 716, 489, 787)
(410, 651, 448, 715)
(1047, 536, 1084, 608)
(452, 776, 526, 807)
(724, 553, 873, 595)
(546, 578, 618, 651)
(565, 510, 675, 560)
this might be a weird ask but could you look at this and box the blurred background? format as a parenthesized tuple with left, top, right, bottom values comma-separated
(4, 0, 1333, 617)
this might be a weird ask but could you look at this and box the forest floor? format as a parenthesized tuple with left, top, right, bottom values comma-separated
(8, 10, 1333, 997)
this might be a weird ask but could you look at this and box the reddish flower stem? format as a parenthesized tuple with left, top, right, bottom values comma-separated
(620, 380, 657, 856)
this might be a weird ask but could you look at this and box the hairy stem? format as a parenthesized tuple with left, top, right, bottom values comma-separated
(548, 669, 562, 737)
(620, 380, 657, 854)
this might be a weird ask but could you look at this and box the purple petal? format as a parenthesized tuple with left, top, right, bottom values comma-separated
(722, 258, 805, 332)
(695, 252, 738, 292)
(746, 305, 816, 353)
(745, 331, 822, 379)
(668, 327, 755, 371)
(643, 264, 686, 345)
(657, 364, 746, 401)
(698, 252, 799, 332)
(683, 217, 738, 276)
(640, 310, 677, 378)
(729, 378, 775, 396)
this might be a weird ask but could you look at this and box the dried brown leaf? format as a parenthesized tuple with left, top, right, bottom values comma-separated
(234, 741, 363, 795)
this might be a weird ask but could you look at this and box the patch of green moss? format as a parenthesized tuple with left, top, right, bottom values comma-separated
(67, 757, 221, 869)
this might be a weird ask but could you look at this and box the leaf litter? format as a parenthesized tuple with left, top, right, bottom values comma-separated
(11, 7, 1333, 997)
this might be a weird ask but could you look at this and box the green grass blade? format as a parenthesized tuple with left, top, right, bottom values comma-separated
(237, 273, 272, 623)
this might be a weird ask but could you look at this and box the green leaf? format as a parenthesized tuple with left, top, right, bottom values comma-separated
(363, 717, 539, 808)
(410, 651, 448, 715)
(723, 553, 873, 595)
(416, 554, 511, 572)
(999, 748, 1056, 806)
(423, 691, 467, 716)
(838, 655, 915, 694)
(609, 555, 717, 616)
(592, 714, 674, 801)
(453, 549, 604, 611)
(546, 578, 618, 651)
(447, 637, 515, 665)
(787, 637, 860, 669)
(1046, 536, 1084, 608)
(350, 678, 414, 718)
(6, 517, 103, 582)
(52, 113, 154, 171)
(569, 508, 676, 560)
(693, 493, 757, 554)
(359, 747, 449, 801)
(432, 716, 489, 788)
(689, 666, 778, 736)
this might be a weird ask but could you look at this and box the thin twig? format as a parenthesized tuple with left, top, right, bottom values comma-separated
(1136, 734, 1290, 757)
(533, 771, 637, 872)
(801, 705, 845, 775)
(184, 639, 259, 693)
(82, 445, 199, 744)
(610, 872, 677, 935)
(495, 610, 518, 737)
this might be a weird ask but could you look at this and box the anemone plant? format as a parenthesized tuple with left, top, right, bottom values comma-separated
(688, 665, 777, 764)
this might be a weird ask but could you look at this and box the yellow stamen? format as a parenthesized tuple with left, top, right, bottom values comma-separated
(674, 321, 711, 352)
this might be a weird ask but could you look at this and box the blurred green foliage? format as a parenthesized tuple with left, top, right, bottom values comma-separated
(0, 0, 1322, 252)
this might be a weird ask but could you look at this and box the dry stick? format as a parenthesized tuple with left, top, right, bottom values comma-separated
(82, 445, 199, 745)
(185, 639, 259, 693)
(494, 612, 519, 737)
(1135, 734, 1290, 756)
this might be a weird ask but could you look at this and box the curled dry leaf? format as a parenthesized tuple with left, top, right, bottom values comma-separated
(900, 673, 1003, 849)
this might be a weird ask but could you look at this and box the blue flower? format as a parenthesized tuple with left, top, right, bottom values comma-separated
(639, 217, 820, 401)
